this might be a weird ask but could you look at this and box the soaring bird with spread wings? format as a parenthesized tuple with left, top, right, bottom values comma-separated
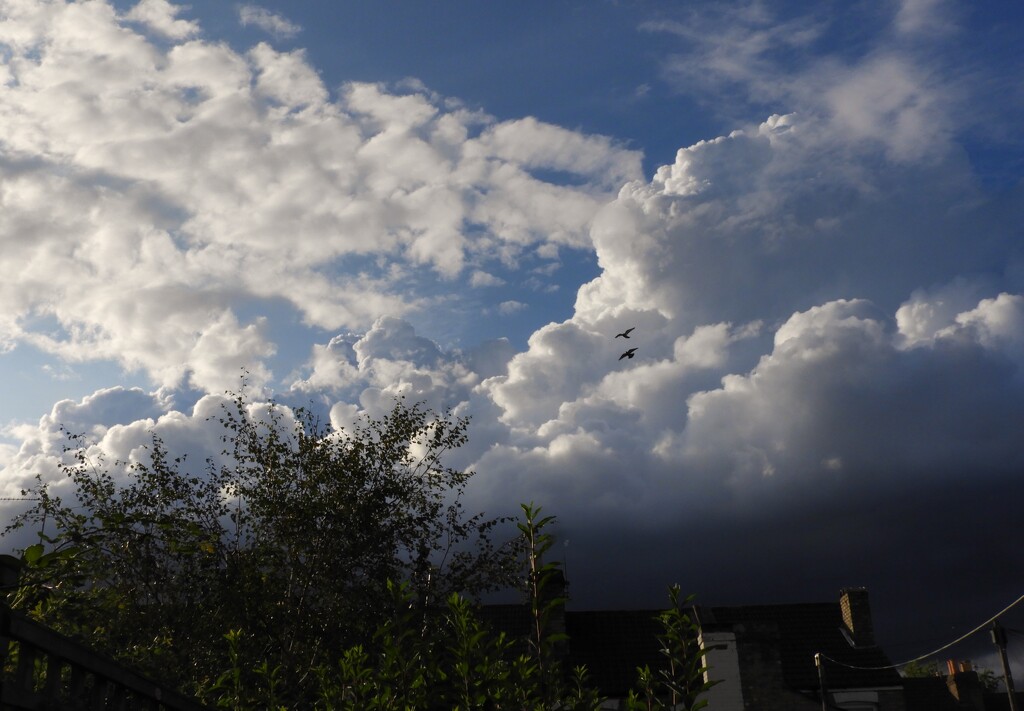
(615, 327, 635, 339)
(619, 347, 637, 360)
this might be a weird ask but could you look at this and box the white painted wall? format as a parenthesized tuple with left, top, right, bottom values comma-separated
(699, 630, 745, 711)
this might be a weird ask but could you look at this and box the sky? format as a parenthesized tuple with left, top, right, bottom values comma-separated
(2, 0, 1024, 677)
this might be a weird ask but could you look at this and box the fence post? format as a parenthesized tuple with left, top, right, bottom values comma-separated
(1, 554, 23, 704)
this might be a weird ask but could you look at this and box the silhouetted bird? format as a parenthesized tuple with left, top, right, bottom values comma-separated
(615, 327, 635, 339)
(619, 348, 637, 360)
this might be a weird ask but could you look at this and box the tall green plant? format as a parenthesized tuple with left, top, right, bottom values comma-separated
(518, 502, 568, 703)
(517, 503, 604, 710)
(627, 585, 719, 711)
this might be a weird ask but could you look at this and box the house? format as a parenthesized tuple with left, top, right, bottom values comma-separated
(902, 661, 1023, 711)
(693, 588, 905, 710)
(484, 583, 906, 710)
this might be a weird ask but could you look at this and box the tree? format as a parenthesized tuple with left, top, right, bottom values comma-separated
(901, 659, 940, 678)
(3, 391, 519, 704)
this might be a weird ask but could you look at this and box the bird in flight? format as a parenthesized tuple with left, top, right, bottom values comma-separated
(615, 327, 635, 339)
(619, 347, 638, 360)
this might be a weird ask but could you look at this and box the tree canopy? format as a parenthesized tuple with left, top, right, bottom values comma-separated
(4, 392, 519, 702)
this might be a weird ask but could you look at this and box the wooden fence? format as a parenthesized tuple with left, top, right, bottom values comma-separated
(0, 555, 209, 711)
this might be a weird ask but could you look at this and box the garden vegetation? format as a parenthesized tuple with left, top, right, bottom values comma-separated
(3, 392, 715, 709)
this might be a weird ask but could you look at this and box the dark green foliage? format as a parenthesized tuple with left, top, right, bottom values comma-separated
(901, 659, 941, 678)
(287, 505, 606, 710)
(3, 394, 715, 709)
(315, 583, 540, 710)
(627, 585, 719, 711)
(519, 502, 573, 706)
(4, 392, 519, 704)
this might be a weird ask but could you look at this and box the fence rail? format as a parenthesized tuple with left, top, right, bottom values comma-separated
(0, 555, 209, 711)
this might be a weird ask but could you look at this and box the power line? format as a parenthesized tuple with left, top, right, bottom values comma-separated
(820, 592, 1024, 671)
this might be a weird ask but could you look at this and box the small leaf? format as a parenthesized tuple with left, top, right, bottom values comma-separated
(23, 543, 44, 565)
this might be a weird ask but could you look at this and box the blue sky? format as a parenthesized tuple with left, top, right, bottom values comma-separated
(2, 0, 1024, 673)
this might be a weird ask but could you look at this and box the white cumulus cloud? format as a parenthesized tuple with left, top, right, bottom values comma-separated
(238, 4, 300, 39)
(125, 0, 199, 40)
(0, 0, 641, 391)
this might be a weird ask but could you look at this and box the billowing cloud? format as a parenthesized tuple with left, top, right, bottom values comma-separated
(1, 314, 512, 514)
(0, 385, 168, 502)
(0, 0, 641, 390)
(125, 0, 199, 40)
(237, 5, 300, 39)
(456, 0, 1024, 645)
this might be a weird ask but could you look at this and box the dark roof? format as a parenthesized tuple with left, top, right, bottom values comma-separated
(476, 603, 532, 640)
(477, 606, 664, 696)
(479, 596, 903, 698)
(708, 602, 903, 690)
(566, 610, 664, 696)
(902, 677, 963, 711)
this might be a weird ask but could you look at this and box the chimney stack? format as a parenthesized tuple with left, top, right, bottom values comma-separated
(840, 587, 876, 647)
(946, 669, 985, 711)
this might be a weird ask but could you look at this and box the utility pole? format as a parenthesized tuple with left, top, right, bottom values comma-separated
(815, 653, 829, 711)
(991, 620, 1018, 711)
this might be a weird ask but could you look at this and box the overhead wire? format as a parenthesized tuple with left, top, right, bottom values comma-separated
(819, 591, 1024, 671)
